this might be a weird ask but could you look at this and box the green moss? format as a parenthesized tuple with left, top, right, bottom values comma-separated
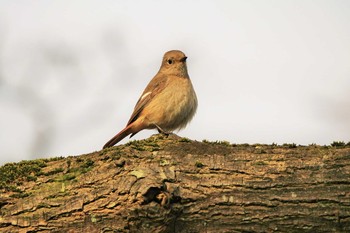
(5, 185, 22, 193)
(253, 161, 268, 166)
(0, 159, 47, 191)
(239, 143, 250, 147)
(66, 158, 95, 174)
(37, 202, 51, 209)
(66, 168, 87, 176)
(126, 138, 161, 152)
(52, 158, 95, 183)
(195, 161, 204, 168)
(108, 149, 122, 161)
(66, 159, 72, 168)
(218, 140, 231, 146)
(10, 192, 30, 198)
(159, 159, 170, 166)
(45, 184, 71, 198)
(57, 173, 76, 182)
(282, 143, 297, 148)
(42, 156, 64, 162)
(254, 149, 267, 154)
(179, 137, 191, 142)
(76, 158, 84, 163)
(201, 139, 231, 146)
(44, 167, 64, 176)
(90, 214, 98, 223)
(81, 159, 94, 168)
(331, 141, 346, 148)
(26, 175, 37, 181)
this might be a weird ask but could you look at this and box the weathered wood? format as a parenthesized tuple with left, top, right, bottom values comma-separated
(1, 135, 350, 232)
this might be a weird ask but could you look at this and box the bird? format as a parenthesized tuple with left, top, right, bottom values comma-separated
(103, 50, 198, 149)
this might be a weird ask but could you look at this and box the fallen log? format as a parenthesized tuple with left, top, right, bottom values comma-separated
(1, 135, 349, 232)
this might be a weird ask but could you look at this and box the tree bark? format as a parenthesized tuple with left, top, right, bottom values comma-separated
(1, 135, 350, 233)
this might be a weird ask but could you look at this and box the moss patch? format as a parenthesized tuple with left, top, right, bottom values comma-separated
(0, 159, 47, 191)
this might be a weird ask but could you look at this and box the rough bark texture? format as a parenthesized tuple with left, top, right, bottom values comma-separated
(1, 135, 350, 233)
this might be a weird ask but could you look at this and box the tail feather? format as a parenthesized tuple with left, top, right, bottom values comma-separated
(103, 124, 133, 149)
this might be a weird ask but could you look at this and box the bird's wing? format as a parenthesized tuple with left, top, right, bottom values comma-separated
(126, 74, 168, 125)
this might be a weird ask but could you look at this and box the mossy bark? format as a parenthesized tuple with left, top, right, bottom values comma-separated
(1, 135, 350, 232)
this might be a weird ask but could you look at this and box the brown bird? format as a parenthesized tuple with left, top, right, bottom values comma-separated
(103, 50, 197, 149)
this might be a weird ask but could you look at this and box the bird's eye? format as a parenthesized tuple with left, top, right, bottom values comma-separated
(167, 59, 173, 65)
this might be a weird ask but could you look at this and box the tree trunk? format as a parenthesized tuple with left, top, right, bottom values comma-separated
(1, 135, 350, 233)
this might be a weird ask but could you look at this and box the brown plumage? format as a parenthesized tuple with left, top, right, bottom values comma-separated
(103, 50, 197, 149)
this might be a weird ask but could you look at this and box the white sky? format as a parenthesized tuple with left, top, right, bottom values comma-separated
(0, 0, 349, 164)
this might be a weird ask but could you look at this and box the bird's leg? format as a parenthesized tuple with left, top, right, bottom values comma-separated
(155, 124, 171, 136)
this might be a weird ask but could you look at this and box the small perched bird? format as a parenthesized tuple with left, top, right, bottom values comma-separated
(103, 50, 197, 149)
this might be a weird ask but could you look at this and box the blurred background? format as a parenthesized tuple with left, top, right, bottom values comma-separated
(0, 0, 349, 165)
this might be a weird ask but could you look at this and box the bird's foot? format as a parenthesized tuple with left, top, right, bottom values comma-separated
(155, 124, 171, 136)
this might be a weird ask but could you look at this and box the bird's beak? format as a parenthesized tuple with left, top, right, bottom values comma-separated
(180, 56, 187, 62)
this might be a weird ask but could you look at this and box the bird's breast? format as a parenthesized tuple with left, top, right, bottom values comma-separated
(144, 77, 197, 131)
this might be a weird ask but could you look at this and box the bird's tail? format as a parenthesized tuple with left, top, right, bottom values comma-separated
(103, 124, 134, 149)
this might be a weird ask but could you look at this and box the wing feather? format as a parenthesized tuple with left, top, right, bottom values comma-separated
(126, 74, 168, 125)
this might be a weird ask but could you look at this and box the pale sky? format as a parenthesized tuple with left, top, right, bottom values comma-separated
(0, 0, 349, 164)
